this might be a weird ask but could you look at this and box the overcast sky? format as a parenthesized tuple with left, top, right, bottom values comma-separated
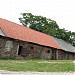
(0, 0, 75, 32)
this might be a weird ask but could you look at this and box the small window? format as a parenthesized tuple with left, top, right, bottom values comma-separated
(47, 50, 50, 53)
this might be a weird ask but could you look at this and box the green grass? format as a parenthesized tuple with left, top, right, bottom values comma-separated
(0, 59, 75, 72)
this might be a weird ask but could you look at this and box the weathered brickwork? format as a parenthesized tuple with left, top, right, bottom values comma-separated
(0, 36, 75, 60)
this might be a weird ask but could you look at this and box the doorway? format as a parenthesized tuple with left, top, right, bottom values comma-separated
(18, 45, 23, 55)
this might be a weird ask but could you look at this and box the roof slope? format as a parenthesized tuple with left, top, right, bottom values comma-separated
(0, 18, 62, 49)
(52, 36, 75, 53)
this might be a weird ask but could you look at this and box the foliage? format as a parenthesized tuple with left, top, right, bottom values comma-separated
(19, 13, 75, 46)
(0, 60, 74, 72)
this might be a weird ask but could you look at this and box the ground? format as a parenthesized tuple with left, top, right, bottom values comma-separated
(0, 70, 75, 75)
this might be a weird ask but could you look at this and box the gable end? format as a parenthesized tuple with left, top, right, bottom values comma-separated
(0, 28, 5, 36)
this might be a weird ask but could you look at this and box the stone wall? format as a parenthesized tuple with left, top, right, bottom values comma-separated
(56, 50, 75, 60)
(0, 36, 17, 58)
(14, 41, 53, 59)
(66, 52, 75, 60)
(56, 50, 66, 60)
(0, 36, 75, 60)
(0, 36, 52, 59)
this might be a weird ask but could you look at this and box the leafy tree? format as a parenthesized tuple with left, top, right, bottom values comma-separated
(19, 13, 75, 46)
(19, 13, 59, 35)
(70, 32, 75, 46)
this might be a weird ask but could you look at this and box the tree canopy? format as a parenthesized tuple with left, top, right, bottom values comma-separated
(19, 13, 75, 46)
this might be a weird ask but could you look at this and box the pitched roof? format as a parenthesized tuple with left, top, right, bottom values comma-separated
(52, 36, 75, 53)
(0, 18, 62, 49)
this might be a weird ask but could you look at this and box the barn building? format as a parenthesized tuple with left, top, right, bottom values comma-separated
(0, 18, 75, 59)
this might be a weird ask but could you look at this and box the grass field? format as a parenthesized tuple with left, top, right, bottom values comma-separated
(0, 59, 75, 72)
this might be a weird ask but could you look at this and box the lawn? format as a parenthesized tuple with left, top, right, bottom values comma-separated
(0, 59, 75, 72)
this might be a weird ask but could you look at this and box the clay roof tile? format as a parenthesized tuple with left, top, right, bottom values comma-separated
(0, 18, 62, 49)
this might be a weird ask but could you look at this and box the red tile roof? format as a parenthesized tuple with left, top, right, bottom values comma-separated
(0, 18, 62, 49)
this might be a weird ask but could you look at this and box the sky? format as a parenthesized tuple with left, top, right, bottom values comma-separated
(0, 0, 75, 32)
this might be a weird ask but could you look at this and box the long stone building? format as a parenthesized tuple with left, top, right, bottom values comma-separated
(0, 18, 75, 59)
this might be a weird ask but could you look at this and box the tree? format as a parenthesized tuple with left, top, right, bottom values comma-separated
(70, 32, 75, 46)
(19, 13, 59, 36)
(19, 13, 75, 46)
